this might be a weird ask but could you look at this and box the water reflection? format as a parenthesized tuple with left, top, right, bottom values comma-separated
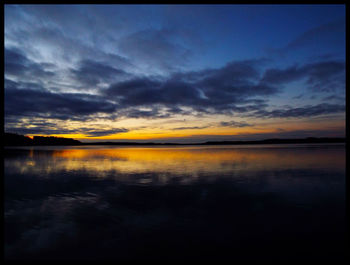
(4, 144, 346, 261)
(5, 144, 345, 176)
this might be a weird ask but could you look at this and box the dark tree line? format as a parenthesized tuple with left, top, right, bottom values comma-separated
(4, 133, 81, 146)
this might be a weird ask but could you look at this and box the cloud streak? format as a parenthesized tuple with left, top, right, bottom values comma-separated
(284, 19, 346, 51)
(5, 86, 117, 121)
(261, 60, 345, 92)
(252, 103, 345, 119)
(71, 59, 130, 87)
(172, 126, 210, 131)
(5, 48, 55, 80)
(219, 121, 252, 128)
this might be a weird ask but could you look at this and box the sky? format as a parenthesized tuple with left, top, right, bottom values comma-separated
(4, 4, 346, 143)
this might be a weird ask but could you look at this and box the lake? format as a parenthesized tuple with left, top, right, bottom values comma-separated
(4, 144, 346, 262)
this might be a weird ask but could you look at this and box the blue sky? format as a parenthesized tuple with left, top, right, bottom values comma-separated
(4, 4, 346, 142)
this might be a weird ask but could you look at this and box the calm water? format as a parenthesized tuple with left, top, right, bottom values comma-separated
(4, 144, 346, 261)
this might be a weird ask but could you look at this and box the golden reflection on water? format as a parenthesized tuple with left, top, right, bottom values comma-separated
(7, 145, 345, 183)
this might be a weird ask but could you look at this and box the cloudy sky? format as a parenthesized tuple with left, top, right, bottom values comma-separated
(4, 5, 346, 143)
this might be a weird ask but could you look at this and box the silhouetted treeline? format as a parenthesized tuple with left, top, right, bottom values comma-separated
(4, 133, 33, 146)
(32, 136, 81, 145)
(4, 133, 81, 146)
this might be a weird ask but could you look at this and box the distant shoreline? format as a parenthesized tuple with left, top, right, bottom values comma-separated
(4, 133, 345, 146)
(80, 137, 346, 146)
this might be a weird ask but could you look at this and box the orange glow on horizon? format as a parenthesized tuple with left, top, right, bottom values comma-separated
(25, 117, 345, 141)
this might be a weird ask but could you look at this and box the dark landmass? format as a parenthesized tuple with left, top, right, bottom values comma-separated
(4, 132, 345, 146)
(4, 133, 81, 146)
(79, 137, 346, 145)
(203, 137, 346, 145)
(4, 133, 33, 146)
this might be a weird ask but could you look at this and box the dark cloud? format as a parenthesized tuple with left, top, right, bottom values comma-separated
(172, 126, 210, 131)
(5, 87, 117, 121)
(196, 60, 261, 87)
(5, 48, 55, 79)
(322, 94, 345, 102)
(5, 47, 28, 67)
(305, 61, 345, 92)
(252, 103, 345, 119)
(261, 60, 345, 92)
(262, 65, 304, 85)
(5, 78, 47, 92)
(83, 128, 129, 137)
(268, 19, 346, 57)
(5, 127, 79, 136)
(219, 121, 252, 128)
(293, 94, 303, 99)
(4, 78, 20, 90)
(284, 19, 345, 51)
(5, 126, 129, 137)
(172, 58, 268, 87)
(119, 107, 173, 119)
(71, 59, 129, 87)
(105, 60, 278, 116)
(107, 78, 163, 105)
